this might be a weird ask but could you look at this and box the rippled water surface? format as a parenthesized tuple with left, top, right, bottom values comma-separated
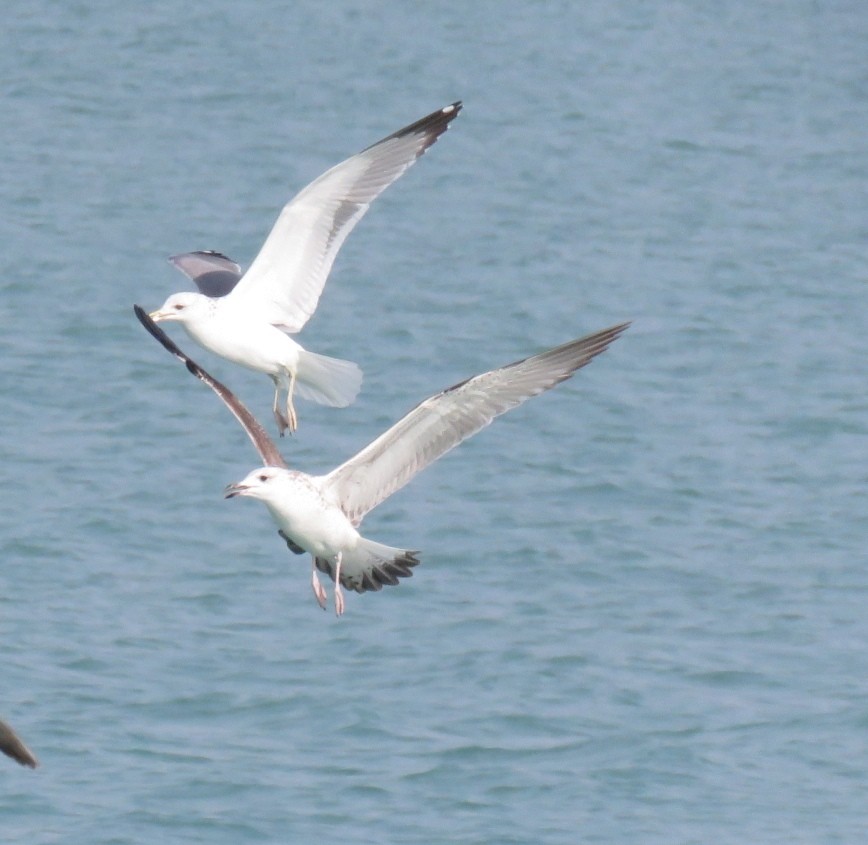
(1, 2, 866, 843)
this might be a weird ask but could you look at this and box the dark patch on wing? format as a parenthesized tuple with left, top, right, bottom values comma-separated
(169, 250, 243, 297)
(194, 270, 243, 298)
(278, 530, 305, 555)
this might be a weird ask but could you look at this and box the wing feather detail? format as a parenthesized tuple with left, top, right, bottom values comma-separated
(226, 102, 462, 332)
(322, 322, 630, 525)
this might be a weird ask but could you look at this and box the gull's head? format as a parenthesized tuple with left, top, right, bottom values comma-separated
(149, 291, 208, 324)
(224, 467, 285, 502)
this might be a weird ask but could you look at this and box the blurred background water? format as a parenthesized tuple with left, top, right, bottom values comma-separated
(0, 1, 866, 842)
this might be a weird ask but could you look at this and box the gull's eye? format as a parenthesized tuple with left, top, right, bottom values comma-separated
(173, 303, 185, 311)
(258, 474, 269, 482)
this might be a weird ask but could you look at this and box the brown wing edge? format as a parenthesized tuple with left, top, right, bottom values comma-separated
(133, 305, 287, 469)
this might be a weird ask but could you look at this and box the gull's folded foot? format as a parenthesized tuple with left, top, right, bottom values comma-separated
(333, 552, 345, 617)
(285, 370, 298, 435)
(274, 407, 290, 438)
(285, 399, 298, 436)
(311, 567, 328, 610)
(271, 381, 290, 437)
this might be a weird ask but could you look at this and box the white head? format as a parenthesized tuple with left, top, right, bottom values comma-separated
(224, 466, 287, 502)
(148, 291, 211, 324)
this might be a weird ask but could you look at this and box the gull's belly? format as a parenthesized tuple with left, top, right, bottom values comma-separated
(267, 476, 358, 559)
(184, 314, 301, 376)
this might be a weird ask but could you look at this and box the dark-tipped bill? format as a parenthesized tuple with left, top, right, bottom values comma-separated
(224, 482, 248, 499)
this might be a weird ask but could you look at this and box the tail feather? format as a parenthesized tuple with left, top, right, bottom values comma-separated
(316, 537, 421, 594)
(294, 350, 363, 407)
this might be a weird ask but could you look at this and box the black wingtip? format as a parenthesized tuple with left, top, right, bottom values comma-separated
(135, 304, 208, 381)
(191, 250, 235, 261)
(133, 304, 157, 339)
(373, 100, 464, 150)
(135, 304, 187, 359)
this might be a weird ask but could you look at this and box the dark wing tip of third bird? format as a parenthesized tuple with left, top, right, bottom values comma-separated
(0, 720, 38, 768)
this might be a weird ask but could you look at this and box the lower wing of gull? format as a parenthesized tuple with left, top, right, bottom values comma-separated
(134, 305, 286, 469)
(0, 719, 38, 768)
(227, 101, 462, 332)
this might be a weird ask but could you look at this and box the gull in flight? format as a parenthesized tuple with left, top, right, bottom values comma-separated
(135, 306, 629, 616)
(0, 718, 38, 768)
(148, 102, 463, 436)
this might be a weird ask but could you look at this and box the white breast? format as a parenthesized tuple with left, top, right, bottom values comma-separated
(265, 472, 359, 559)
(183, 305, 301, 376)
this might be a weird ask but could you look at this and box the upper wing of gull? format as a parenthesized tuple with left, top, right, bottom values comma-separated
(0, 719, 38, 768)
(322, 322, 631, 526)
(168, 250, 244, 298)
(226, 102, 462, 332)
(134, 306, 286, 469)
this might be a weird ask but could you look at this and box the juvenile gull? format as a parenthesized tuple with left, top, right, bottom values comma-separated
(0, 718, 38, 768)
(149, 102, 462, 436)
(135, 306, 629, 616)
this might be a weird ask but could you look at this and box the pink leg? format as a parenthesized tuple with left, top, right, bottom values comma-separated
(271, 377, 289, 437)
(285, 370, 298, 434)
(334, 552, 345, 617)
(310, 557, 327, 610)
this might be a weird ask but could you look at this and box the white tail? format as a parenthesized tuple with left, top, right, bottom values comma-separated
(294, 350, 363, 407)
(351, 537, 416, 569)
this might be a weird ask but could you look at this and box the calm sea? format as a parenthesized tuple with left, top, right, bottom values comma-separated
(1, 1, 866, 843)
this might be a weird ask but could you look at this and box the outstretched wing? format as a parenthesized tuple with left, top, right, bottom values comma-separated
(227, 102, 462, 332)
(322, 323, 630, 526)
(0, 719, 38, 768)
(133, 305, 287, 469)
(168, 250, 244, 298)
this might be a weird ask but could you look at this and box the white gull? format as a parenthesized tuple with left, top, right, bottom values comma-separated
(148, 102, 462, 436)
(135, 306, 629, 616)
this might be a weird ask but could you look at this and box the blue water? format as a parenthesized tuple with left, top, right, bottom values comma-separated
(1, 1, 867, 842)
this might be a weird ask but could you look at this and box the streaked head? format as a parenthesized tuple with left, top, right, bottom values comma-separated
(224, 466, 286, 501)
(149, 291, 208, 323)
